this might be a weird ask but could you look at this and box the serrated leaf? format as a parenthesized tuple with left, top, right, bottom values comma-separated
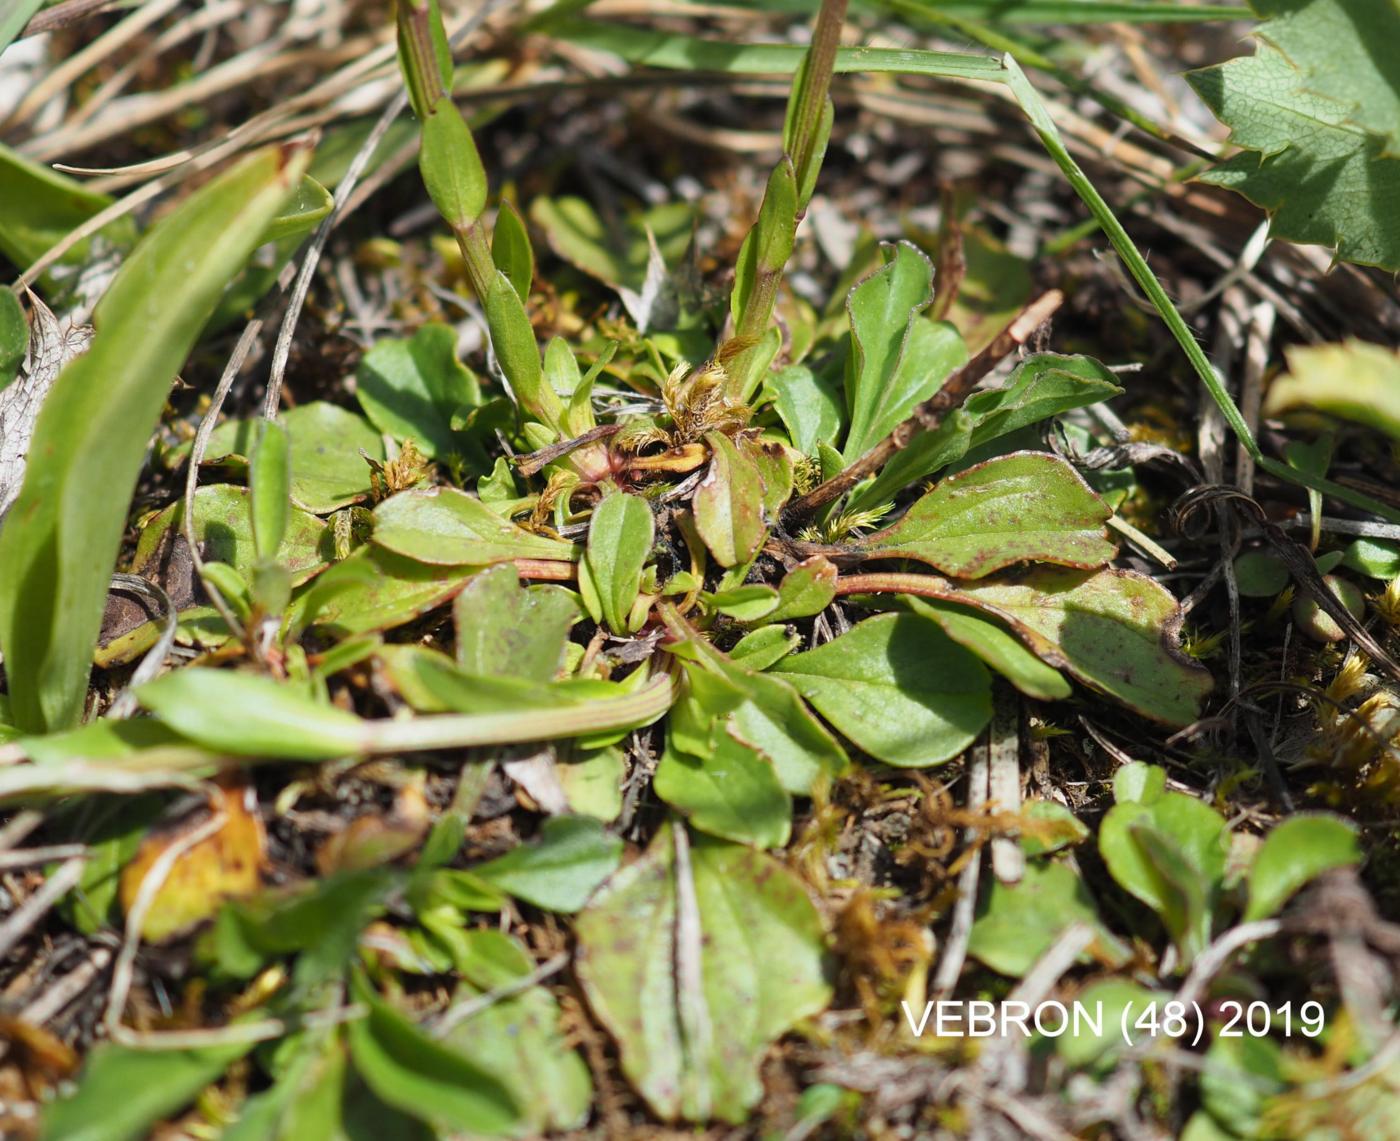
(574, 823, 831, 1123)
(355, 323, 486, 462)
(372, 486, 577, 566)
(949, 566, 1213, 726)
(843, 242, 967, 460)
(1245, 814, 1360, 921)
(860, 452, 1115, 577)
(581, 491, 653, 633)
(1188, 2, 1400, 271)
(772, 613, 991, 767)
(1261, 339, 1400, 443)
(694, 431, 768, 568)
(0, 145, 305, 733)
(471, 816, 622, 912)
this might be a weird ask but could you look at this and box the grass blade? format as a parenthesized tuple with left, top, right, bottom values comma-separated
(0, 144, 310, 732)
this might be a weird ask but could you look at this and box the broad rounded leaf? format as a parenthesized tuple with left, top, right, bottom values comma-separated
(1245, 814, 1360, 922)
(861, 452, 1115, 578)
(372, 486, 577, 566)
(950, 566, 1212, 727)
(772, 612, 991, 767)
(574, 823, 830, 1123)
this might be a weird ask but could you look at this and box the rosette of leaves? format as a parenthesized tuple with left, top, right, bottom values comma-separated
(24, 1, 1226, 1133)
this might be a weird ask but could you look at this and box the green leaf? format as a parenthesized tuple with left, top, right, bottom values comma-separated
(729, 158, 798, 328)
(205, 402, 386, 513)
(904, 596, 1070, 700)
(557, 746, 626, 821)
(656, 712, 792, 848)
(1018, 798, 1090, 857)
(1099, 792, 1229, 962)
(0, 286, 26, 392)
(1055, 979, 1162, 1072)
(949, 566, 1213, 726)
(0, 141, 137, 270)
(137, 668, 366, 759)
(42, 1039, 253, 1141)
(529, 195, 694, 296)
(676, 636, 848, 794)
(765, 556, 838, 624)
(1343, 536, 1400, 580)
(574, 823, 831, 1123)
(133, 484, 328, 587)
(842, 242, 945, 459)
(441, 933, 593, 1133)
(1233, 550, 1290, 597)
(1188, 2, 1400, 271)
(1262, 339, 1400, 443)
(355, 323, 486, 462)
(729, 624, 801, 670)
(694, 431, 768, 568)
(297, 547, 477, 637)
(472, 816, 623, 913)
(491, 199, 534, 303)
(0, 145, 306, 733)
(580, 491, 653, 633)
(850, 352, 1121, 509)
(0, 2, 44, 59)
(1245, 814, 1360, 921)
(224, 1032, 346, 1141)
(860, 452, 1115, 577)
(967, 860, 1128, 977)
(348, 972, 520, 1136)
(372, 486, 577, 566)
(1114, 760, 1166, 804)
(250, 421, 292, 561)
(261, 175, 333, 243)
(484, 271, 562, 428)
(767, 363, 843, 456)
(418, 94, 488, 229)
(772, 613, 991, 766)
(203, 868, 396, 988)
(453, 562, 577, 682)
(937, 221, 1032, 354)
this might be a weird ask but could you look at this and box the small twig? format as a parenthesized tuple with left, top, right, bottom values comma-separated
(433, 953, 569, 1035)
(105, 808, 225, 1033)
(185, 319, 263, 645)
(931, 749, 987, 997)
(0, 811, 44, 851)
(784, 290, 1062, 523)
(514, 424, 623, 477)
(104, 572, 176, 718)
(19, 942, 114, 1027)
(1175, 919, 1281, 1012)
(0, 843, 89, 870)
(0, 856, 87, 961)
(987, 685, 1023, 886)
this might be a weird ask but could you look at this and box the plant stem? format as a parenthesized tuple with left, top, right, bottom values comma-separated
(788, 0, 849, 203)
(361, 669, 675, 753)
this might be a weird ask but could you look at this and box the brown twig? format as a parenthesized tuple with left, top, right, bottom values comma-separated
(513, 424, 622, 478)
(783, 289, 1063, 524)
